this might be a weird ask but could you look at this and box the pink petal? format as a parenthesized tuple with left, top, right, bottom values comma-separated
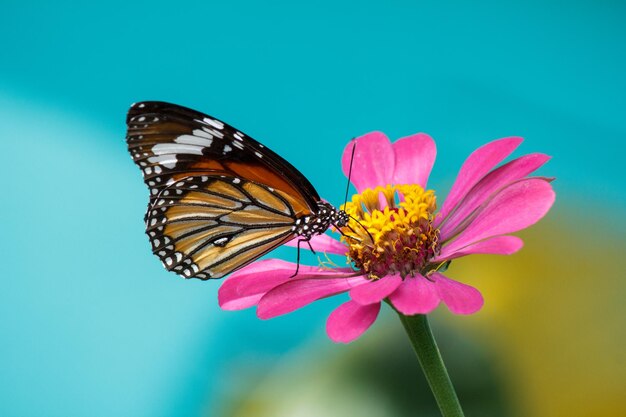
(439, 153, 551, 239)
(388, 275, 440, 315)
(284, 233, 348, 255)
(433, 273, 484, 314)
(218, 259, 353, 310)
(392, 133, 437, 188)
(442, 178, 555, 255)
(326, 300, 381, 343)
(342, 132, 394, 193)
(349, 274, 403, 305)
(434, 235, 524, 261)
(257, 274, 369, 319)
(435, 137, 523, 227)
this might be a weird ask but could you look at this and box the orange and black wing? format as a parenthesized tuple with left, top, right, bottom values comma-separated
(126, 101, 319, 217)
(146, 174, 299, 279)
(126, 101, 321, 279)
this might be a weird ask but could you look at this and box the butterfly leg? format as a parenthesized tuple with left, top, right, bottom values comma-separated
(291, 239, 303, 278)
(305, 239, 316, 255)
(339, 217, 374, 244)
(333, 222, 366, 244)
(291, 237, 315, 278)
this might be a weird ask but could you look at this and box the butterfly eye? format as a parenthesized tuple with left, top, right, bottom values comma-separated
(336, 211, 350, 227)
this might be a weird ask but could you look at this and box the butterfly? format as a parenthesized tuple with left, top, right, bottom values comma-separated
(126, 101, 349, 280)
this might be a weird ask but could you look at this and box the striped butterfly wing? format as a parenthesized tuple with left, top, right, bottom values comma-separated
(126, 101, 322, 279)
(147, 174, 299, 279)
(126, 101, 320, 216)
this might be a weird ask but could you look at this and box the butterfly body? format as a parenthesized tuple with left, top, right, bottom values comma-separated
(294, 201, 348, 238)
(126, 101, 347, 280)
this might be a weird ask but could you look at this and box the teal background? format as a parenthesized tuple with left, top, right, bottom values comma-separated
(1, 1, 625, 416)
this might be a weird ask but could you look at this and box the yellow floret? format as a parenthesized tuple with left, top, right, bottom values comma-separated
(339, 184, 440, 279)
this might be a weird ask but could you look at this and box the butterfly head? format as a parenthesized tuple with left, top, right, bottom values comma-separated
(314, 201, 346, 227)
(333, 208, 349, 228)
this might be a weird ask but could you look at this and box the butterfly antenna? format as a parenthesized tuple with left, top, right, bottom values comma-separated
(343, 140, 357, 208)
(339, 141, 374, 244)
(333, 222, 362, 243)
(349, 214, 374, 244)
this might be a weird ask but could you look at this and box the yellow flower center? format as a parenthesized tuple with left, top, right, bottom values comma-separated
(340, 184, 441, 279)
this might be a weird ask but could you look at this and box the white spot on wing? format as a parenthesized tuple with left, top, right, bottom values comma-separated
(214, 237, 229, 246)
(192, 129, 213, 139)
(202, 117, 224, 130)
(148, 154, 177, 169)
(205, 127, 224, 139)
(152, 142, 203, 155)
(175, 134, 213, 148)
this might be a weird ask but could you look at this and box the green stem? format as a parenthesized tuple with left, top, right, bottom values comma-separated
(398, 313, 465, 417)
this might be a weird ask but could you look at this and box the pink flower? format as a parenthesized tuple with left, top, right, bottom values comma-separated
(218, 132, 555, 343)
